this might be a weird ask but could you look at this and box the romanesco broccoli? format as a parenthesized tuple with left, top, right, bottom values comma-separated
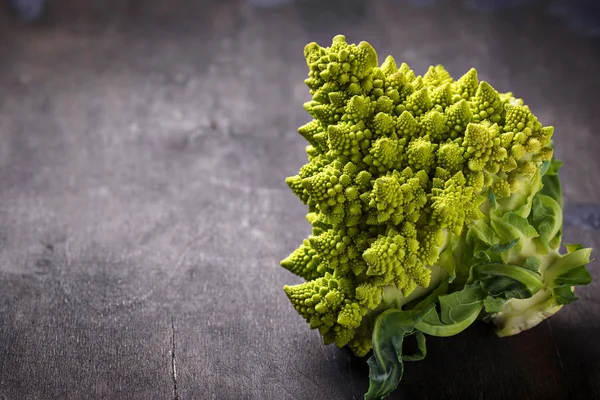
(281, 35, 594, 400)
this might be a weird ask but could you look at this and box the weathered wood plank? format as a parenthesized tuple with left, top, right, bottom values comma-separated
(0, 1, 598, 399)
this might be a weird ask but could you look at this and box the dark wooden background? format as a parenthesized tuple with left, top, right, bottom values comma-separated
(0, 1, 599, 399)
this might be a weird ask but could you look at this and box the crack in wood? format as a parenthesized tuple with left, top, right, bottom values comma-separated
(171, 317, 180, 400)
(546, 320, 565, 373)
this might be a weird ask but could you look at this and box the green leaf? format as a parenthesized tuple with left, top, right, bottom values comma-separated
(546, 158, 563, 175)
(565, 243, 584, 253)
(546, 247, 593, 284)
(543, 247, 593, 306)
(490, 212, 538, 256)
(473, 263, 543, 296)
(406, 282, 449, 312)
(401, 332, 427, 362)
(552, 286, 578, 305)
(414, 284, 485, 337)
(468, 219, 498, 247)
(416, 302, 482, 337)
(437, 234, 460, 282)
(553, 265, 593, 286)
(489, 238, 520, 253)
(530, 194, 562, 252)
(366, 306, 433, 400)
(549, 231, 562, 252)
(501, 213, 539, 239)
(537, 157, 564, 251)
(479, 276, 532, 301)
(469, 257, 543, 316)
(498, 167, 542, 217)
(540, 160, 551, 177)
(472, 250, 493, 264)
(522, 256, 541, 272)
(439, 285, 486, 324)
(488, 189, 497, 207)
(540, 159, 563, 208)
(483, 296, 507, 313)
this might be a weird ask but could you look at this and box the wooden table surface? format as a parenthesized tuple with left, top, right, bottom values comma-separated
(0, 1, 599, 399)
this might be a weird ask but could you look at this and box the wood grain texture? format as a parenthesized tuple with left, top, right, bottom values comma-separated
(0, 1, 598, 399)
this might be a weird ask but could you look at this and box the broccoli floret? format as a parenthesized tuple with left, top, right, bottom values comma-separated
(281, 35, 594, 400)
